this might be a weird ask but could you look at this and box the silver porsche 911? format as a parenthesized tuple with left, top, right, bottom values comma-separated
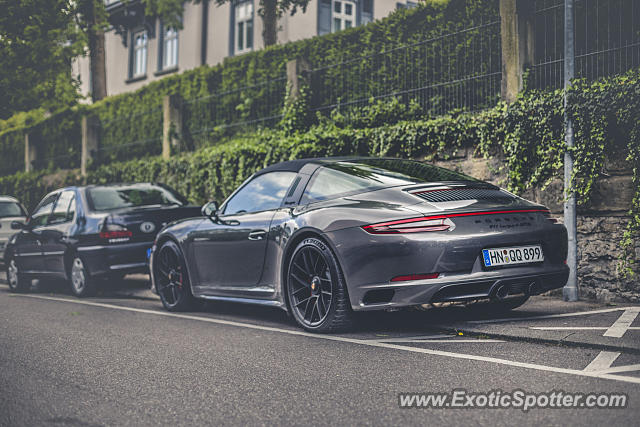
(150, 157, 569, 332)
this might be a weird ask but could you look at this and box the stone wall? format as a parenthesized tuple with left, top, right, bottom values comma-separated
(433, 147, 639, 303)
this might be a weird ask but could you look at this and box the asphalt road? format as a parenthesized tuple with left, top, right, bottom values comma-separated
(1, 275, 639, 426)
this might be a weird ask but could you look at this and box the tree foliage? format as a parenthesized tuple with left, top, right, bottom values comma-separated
(0, 0, 84, 119)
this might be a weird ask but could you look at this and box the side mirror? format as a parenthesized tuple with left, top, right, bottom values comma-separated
(201, 201, 219, 219)
(11, 221, 25, 230)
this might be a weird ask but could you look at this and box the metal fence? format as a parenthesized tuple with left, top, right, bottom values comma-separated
(532, 0, 640, 89)
(308, 19, 502, 118)
(182, 76, 287, 150)
(96, 106, 164, 164)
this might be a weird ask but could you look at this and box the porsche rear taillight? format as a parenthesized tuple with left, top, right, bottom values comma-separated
(362, 209, 551, 234)
(100, 224, 132, 243)
(362, 217, 452, 234)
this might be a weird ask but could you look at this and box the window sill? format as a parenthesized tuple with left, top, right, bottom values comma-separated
(126, 74, 147, 84)
(154, 66, 179, 77)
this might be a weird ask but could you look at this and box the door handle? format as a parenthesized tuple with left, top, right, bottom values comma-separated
(248, 230, 266, 241)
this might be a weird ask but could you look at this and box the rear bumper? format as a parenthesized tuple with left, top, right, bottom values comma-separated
(324, 221, 569, 311)
(77, 241, 152, 277)
(349, 265, 569, 311)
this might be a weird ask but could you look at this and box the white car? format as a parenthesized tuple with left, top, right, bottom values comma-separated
(0, 196, 27, 262)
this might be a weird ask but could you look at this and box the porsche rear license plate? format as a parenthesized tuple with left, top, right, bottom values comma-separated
(482, 245, 543, 267)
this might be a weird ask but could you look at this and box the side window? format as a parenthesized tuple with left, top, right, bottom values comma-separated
(301, 166, 378, 204)
(223, 172, 297, 215)
(29, 195, 58, 228)
(49, 191, 76, 225)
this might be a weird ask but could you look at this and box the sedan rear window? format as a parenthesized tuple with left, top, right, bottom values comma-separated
(0, 201, 26, 218)
(87, 184, 187, 211)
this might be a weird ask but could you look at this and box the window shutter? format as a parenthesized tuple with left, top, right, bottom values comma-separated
(318, 0, 332, 35)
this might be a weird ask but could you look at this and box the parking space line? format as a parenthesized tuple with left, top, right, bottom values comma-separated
(604, 308, 640, 338)
(373, 338, 505, 343)
(584, 351, 620, 372)
(530, 327, 640, 331)
(599, 364, 640, 374)
(9, 292, 640, 385)
(468, 307, 632, 324)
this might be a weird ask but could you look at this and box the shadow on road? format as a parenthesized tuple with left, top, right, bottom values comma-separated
(2, 270, 601, 335)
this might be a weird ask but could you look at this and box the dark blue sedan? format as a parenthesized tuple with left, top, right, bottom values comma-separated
(4, 183, 201, 296)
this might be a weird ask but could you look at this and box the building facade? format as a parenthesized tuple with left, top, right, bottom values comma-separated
(73, 0, 419, 98)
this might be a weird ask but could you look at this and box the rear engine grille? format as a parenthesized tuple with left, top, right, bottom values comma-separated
(412, 188, 515, 203)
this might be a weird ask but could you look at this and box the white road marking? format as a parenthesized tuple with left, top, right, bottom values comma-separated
(468, 307, 632, 324)
(529, 327, 640, 331)
(370, 334, 445, 342)
(604, 308, 640, 338)
(584, 351, 621, 372)
(599, 364, 640, 374)
(374, 338, 505, 343)
(9, 292, 640, 385)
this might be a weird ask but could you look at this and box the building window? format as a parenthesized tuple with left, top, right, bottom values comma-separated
(362, 0, 373, 24)
(332, 0, 356, 32)
(161, 25, 178, 69)
(397, 1, 418, 10)
(131, 30, 148, 77)
(235, 1, 254, 54)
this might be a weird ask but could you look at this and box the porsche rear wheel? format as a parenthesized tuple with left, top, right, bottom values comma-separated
(287, 237, 353, 333)
(154, 240, 196, 312)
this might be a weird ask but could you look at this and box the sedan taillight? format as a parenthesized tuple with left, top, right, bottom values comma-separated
(100, 224, 132, 243)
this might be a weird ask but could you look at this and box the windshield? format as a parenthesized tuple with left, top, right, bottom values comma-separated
(303, 158, 480, 203)
(0, 201, 26, 218)
(87, 184, 187, 212)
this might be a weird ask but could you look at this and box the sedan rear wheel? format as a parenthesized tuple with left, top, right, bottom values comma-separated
(69, 256, 96, 297)
(154, 240, 196, 312)
(287, 237, 353, 333)
(7, 256, 30, 293)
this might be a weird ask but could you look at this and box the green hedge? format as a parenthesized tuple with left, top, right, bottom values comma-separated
(0, 128, 25, 175)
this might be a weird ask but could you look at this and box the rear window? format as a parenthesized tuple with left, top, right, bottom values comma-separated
(87, 184, 187, 212)
(0, 201, 26, 218)
(302, 159, 479, 203)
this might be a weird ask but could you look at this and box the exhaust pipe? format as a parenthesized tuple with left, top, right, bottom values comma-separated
(528, 282, 540, 296)
(495, 284, 509, 300)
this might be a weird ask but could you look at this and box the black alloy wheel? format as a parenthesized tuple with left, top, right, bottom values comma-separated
(287, 237, 353, 332)
(154, 240, 196, 311)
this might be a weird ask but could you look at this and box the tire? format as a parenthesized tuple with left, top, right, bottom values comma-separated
(153, 240, 196, 312)
(6, 255, 30, 293)
(69, 256, 96, 297)
(286, 237, 354, 333)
